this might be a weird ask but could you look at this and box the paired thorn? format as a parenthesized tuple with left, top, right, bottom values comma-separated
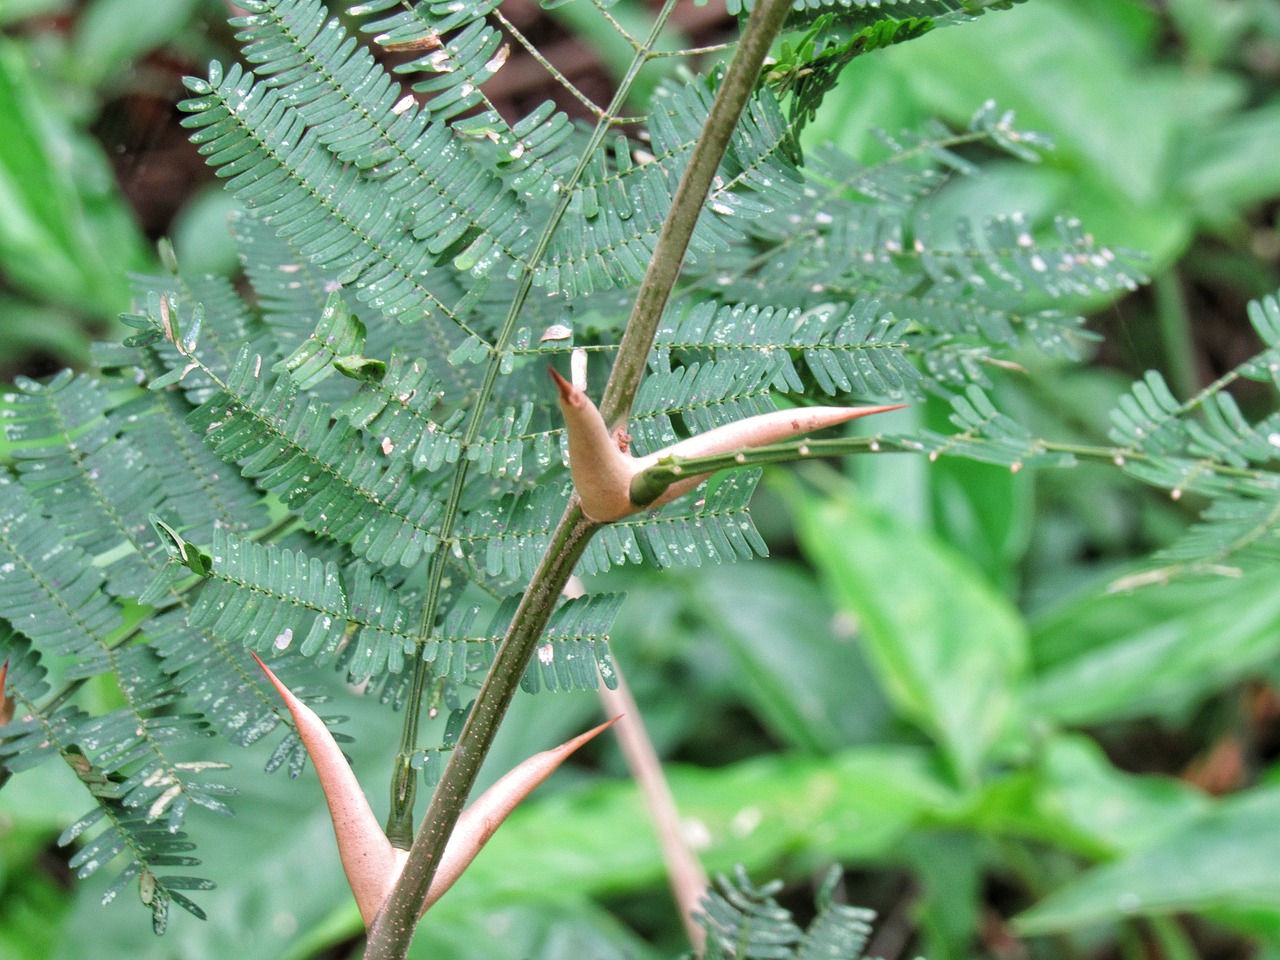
(251, 654, 616, 926)
(551, 366, 904, 522)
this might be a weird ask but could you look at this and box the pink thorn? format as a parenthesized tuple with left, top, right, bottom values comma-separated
(251, 654, 399, 927)
(420, 715, 622, 913)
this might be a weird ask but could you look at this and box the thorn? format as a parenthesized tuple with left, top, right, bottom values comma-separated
(634, 403, 906, 509)
(553, 375, 906, 522)
(251, 654, 399, 927)
(420, 716, 621, 914)
(548, 366, 576, 404)
(550, 370, 637, 522)
(254, 651, 621, 925)
(0, 660, 13, 727)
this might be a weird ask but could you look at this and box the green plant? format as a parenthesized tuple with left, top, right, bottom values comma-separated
(14, 0, 1280, 957)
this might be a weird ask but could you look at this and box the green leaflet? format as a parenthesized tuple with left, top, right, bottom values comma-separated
(232, 0, 534, 272)
(185, 346, 446, 569)
(1015, 787, 1280, 934)
(461, 471, 767, 583)
(0, 475, 122, 679)
(539, 82, 805, 297)
(191, 529, 414, 678)
(179, 60, 474, 333)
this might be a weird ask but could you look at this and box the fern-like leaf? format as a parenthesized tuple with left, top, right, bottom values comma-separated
(232, 0, 535, 277)
(0, 475, 122, 679)
(180, 344, 446, 568)
(187, 528, 415, 678)
(0, 631, 220, 932)
(3, 372, 174, 598)
(179, 61, 473, 334)
(698, 866, 880, 960)
(538, 81, 804, 297)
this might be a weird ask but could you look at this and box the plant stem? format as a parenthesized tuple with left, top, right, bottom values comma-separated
(386, 0, 683, 845)
(597, 662, 709, 950)
(364, 0, 794, 954)
(598, 0, 796, 432)
(633, 432, 1279, 499)
(366, 504, 596, 954)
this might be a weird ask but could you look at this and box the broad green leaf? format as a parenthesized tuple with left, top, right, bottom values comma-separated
(458, 745, 955, 902)
(693, 562, 892, 753)
(969, 734, 1207, 859)
(1176, 101, 1280, 224)
(1030, 569, 1280, 725)
(810, 0, 1240, 270)
(169, 186, 243, 277)
(924, 392, 1034, 596)
(1016, 787, 1280, 934)
(782, 475, 1028, 787)
(72, 0, 204, 85)
(0, 38, 146, 316)
(884, 0, 1233, 207)
(408, 897, 661, 960)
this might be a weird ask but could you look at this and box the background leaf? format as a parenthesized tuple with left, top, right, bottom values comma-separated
(783, 473, 1029, 787)
(1029, 569, 1280, 725)
(693, 561, 892, 753)
(0, 37, 147, 317)
(1016, 787, 1280, 934)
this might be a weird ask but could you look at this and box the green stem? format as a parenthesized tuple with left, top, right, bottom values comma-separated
(385, 0, 683, 845)
(365, 0, 794, 954)
(366, 505, 596, 955)
(598, 0, 795, 431)
(631, 432, 1278, 506)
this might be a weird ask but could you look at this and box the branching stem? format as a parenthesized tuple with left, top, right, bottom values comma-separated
(388, 0, 683, 846)
(598, 0, 795, 432)
(365, 0, 794, 954)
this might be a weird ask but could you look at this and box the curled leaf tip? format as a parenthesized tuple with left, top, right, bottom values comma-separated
(251, 654, 398, 927)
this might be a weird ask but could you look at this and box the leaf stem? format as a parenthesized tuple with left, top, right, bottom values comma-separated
(632, 432, 1280, 501)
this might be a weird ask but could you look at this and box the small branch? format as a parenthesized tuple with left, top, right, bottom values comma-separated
(563, 574, 708, 951)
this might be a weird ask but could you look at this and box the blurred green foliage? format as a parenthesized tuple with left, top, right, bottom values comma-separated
(3, 1, 1280, 959)
(0, 0, 232, 374)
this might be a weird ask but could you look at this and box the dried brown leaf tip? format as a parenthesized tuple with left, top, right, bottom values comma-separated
(551, 367, 903, 522)
(251, 654, 617, 925)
